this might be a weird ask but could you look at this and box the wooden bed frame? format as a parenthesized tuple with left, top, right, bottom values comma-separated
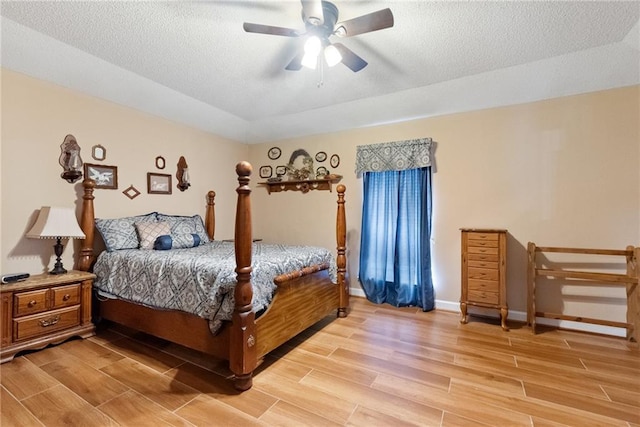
(527, 242, 639, 342)
(76, 161, 349, 390)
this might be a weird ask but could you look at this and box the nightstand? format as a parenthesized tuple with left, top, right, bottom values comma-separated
(0, 270, 96, 362)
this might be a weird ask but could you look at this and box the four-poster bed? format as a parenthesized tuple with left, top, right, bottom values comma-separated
(77, 161, 348, 390)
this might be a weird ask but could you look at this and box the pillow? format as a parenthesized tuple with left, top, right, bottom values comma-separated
(156, 213, 210, 245)
(135, 221, 171, 249)
(153, 233, 201, 250)
(95, 212, 158, 252)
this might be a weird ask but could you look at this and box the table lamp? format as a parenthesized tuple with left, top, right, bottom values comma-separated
(26, 206, 85, 274)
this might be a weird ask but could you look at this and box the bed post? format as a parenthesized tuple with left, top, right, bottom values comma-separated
(336, 184, 348, 317)
(205, 190, 216, 240)
(77, 179, 96, 272)
(230, 161, 257, 391)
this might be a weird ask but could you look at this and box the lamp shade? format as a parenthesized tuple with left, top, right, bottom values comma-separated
(26, 207, 85, 239)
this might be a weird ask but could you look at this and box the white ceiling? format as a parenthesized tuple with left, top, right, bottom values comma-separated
(2, 1, 639, 144)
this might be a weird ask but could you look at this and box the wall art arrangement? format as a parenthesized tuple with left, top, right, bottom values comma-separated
(260, 146, 343, 193)
(262, 146, 343, 181)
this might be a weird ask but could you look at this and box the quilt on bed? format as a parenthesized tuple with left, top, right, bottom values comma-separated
(93, 241, 337, 333)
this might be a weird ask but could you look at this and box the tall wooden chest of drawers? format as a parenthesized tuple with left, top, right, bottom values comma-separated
(0, 270, 95, 362)
(460, 228, 508, 330)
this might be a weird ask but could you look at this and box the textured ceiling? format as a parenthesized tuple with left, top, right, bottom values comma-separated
(2, 1, 639, 144)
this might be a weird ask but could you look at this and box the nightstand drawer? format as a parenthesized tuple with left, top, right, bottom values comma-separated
(52, 284, 81, 309)
(14, 289, 48, 317)
(13, 306, 80, 341)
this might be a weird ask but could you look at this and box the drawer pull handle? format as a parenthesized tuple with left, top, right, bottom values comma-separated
(28, 300, 37, 307)
(39, 315, 60, 327)
(63, 294, 71, 301)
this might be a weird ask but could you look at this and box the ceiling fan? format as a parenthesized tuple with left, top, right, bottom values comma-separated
(243, 0, 394, 72)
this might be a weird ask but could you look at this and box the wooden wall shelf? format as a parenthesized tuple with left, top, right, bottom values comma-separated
(259, 177, 342, 194)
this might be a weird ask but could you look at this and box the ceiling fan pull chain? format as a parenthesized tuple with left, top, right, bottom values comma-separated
(317, 58, 324, 88)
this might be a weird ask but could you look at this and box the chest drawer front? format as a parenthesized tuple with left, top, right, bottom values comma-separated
(14, 289, 48, 317)
(468, 253, 499, 262)
(468, 267, 499, 281)
(468, 260, 499, 269)
(13, 306, 80, 341)
(467, 232, 499, 242)
(52, 284, 81, 309)
(468, 246, 499, 255)
(468, 279, 499, 293)
(467, 239, 498, 248)
(468, 289, 499, 305)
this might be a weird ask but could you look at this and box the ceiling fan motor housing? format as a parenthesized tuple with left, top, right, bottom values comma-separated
(304, 1, 339, 39)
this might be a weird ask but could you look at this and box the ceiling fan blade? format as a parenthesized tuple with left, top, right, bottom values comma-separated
(301, 0, 324, 26)
(285, 52, 304, 71)
(334, 8, 394, 37)
(333, 43, 367, 72)
(243, 22, 300, 37)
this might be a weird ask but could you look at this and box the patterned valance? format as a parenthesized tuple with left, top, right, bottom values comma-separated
(355, 138, 432, 173)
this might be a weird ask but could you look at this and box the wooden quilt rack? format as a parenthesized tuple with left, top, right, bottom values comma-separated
(527, 243, 639, 342)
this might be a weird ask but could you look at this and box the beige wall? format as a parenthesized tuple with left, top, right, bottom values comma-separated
(249, 85, 640, 323)
(2, 68, 638, 328)
(1, 69, 247, 275)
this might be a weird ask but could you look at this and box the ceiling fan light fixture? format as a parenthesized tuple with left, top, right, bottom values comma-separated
(301, 52, 318, 69)
(334, 26, 347, 37)
(324, 44, 342, 67)
(304, 35, 322, 55)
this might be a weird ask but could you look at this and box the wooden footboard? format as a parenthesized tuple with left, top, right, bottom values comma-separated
(77, 161, 348, 391)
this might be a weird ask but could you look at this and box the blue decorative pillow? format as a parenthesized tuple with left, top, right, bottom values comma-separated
(153, 234, 201, 250)
(95, 212, 158, 252)
(156, 213, 210, 245)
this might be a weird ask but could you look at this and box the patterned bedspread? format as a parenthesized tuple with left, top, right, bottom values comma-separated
(93, 241, 338, 333)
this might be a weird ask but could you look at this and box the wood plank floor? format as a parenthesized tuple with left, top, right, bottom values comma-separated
(1, 297, 638, 426)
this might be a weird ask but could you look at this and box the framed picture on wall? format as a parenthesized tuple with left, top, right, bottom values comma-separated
(84, 163, 118, 189)
(147, 172, 172, 195)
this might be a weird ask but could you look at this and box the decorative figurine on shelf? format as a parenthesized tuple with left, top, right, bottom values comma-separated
(59, 134, 84, 183)
(177, 156, 191, 191)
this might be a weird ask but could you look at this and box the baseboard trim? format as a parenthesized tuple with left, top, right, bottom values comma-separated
(348, 287, 626, 338)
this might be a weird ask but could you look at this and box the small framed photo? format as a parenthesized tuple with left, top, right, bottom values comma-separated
(330, 154, 340, 168)
(315, 151, 327, 162)
(91, 145, 106, 161)
(267, 147, 281, 160)
(147, 172, 172, 195)
(275, 165, 287, 176)
(259, 165, 273, 179)
(84, 163, 118, 189)
(316, 166, 329, 178)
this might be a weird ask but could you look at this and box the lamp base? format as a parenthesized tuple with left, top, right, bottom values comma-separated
(49, 265, 68, 275)
(49, 237, 68, 275)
